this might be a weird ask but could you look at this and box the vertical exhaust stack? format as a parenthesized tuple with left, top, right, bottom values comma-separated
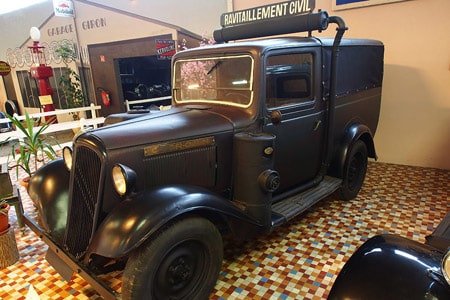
(232, 132, 279, 228)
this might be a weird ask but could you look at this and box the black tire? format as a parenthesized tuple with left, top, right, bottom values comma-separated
(122, 217, 223, 300)
(339, 140, 368, 200)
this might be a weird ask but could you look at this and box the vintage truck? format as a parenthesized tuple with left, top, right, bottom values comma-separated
(26, 8, 384, 300)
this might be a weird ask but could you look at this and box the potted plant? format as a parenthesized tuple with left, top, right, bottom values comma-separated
(0, 199, 10, 234)
(55, 41, 85, 121)
(7, 111, 59, 187)
(0, 168, 14, 233)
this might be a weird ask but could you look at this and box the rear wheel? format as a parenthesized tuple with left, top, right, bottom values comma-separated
(339, 140, 368, 200)
(122, 217, 223, 300)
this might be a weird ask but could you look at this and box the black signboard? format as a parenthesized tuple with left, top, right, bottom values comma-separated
(220, 0, 315, 27)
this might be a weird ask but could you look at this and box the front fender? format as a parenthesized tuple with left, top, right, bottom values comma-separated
(86, 185, 261, 259)
(329, 234, 450, 299)
(28, 158, 70, 242)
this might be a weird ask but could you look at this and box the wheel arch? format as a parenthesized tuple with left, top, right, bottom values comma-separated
(85, 184, 261, 261)
(330, 123, 376, 178)
(28, 158, 70, 243)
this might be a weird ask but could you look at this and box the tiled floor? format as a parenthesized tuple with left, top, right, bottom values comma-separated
(0, 161, 449, 299)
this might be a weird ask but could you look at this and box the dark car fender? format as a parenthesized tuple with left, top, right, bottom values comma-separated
(330, 123, 376, 178)
(85, 185, 262, 259)
(28, 158, 70, 243)
(328, 234, 450, 300)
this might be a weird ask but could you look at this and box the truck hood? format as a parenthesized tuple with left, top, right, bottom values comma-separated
(79, 105, 252, 150)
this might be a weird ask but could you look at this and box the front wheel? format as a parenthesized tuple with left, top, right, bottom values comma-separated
(339, 140, 368, 200)
(122, 217, 223, 300)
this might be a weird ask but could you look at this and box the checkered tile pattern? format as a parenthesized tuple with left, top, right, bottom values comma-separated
(0, 162, 448, 299)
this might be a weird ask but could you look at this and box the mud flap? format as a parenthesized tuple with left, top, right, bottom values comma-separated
(46, 248, 74, 282)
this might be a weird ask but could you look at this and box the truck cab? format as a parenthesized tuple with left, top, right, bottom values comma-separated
(26, 9, 383, 300)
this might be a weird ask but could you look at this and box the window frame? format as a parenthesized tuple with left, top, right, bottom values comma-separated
(265, 51, 316, 111)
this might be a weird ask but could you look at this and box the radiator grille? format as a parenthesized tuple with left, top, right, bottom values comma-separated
(64, 146, 102, 258)
(145, 146, 216, 187)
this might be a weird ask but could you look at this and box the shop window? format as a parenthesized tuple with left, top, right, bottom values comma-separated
(16, 67, 92, 110)
(16, 70, 40, 108)
(78, 66, 94, 106)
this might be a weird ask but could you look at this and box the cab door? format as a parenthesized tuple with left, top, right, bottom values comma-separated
(263, 49, 325, 194)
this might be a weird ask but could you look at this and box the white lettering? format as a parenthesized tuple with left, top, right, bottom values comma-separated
(290, 0, 311, 15)
(221, 0, 313, 26)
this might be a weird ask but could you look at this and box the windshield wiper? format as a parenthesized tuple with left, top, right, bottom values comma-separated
(206, 61, 222, 75)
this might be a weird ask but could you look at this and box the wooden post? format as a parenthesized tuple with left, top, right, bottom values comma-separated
(0, 226, 20, 268)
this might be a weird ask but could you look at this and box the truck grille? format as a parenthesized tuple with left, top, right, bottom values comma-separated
(64, 146, 102, 258)
(145, 146, 216, 187)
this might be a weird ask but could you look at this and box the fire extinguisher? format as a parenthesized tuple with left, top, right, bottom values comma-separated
(98, 87, 111, 106)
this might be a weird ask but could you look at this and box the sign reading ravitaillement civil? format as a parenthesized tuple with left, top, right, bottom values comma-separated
(220, 0, 315, 27)
(53, 0, 75, 18)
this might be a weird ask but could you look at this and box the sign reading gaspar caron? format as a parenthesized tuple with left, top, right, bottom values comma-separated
(220, 0, 315, 27)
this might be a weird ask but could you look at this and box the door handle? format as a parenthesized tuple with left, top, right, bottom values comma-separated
(313, 120, 321, 131)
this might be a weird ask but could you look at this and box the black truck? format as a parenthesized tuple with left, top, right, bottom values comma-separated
(26, 8, 384, 300)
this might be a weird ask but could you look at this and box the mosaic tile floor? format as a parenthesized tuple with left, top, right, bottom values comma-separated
(0, 161, 449, 299)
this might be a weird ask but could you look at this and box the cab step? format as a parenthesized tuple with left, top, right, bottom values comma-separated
(271, 176, 342, 227)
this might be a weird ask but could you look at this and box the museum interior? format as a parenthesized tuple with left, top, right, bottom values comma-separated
(0, 0, 449, 299)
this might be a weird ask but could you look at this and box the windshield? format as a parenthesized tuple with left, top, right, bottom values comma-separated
(173, 55, 254, 107)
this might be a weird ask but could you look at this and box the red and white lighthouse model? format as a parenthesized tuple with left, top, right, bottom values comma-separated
(28, 27, 57, 123)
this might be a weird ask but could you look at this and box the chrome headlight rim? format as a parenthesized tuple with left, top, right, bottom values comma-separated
(62, 146, 73, 171)
(112, 163, 136, 197)
(442, 248, 450, 286)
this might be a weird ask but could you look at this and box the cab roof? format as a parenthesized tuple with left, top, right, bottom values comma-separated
(174, 36, 383, 59)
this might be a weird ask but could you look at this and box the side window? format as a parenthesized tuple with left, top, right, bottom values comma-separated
(266, 53, 313, 109)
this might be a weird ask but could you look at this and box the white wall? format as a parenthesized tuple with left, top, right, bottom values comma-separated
(234, 0, 450, 170)
(2, 0, 449, 169)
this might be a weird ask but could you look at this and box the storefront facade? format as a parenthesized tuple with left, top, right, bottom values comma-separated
(2, 0, 201, 119)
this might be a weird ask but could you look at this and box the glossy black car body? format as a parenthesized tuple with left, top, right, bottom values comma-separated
(329, 212, 450, 300)
(26, 11, 384, 300)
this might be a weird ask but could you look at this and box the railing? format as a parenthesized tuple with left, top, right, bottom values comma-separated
(124, 96, 171, 111)
(0, 103, 104, 140)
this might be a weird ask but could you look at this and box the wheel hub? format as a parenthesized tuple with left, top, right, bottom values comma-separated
(168, 257, 192, 285)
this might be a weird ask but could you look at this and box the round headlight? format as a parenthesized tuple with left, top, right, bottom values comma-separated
(62, 147, 73, 171)
(112, 164, 136, 196)
(442, 249, 450, 285)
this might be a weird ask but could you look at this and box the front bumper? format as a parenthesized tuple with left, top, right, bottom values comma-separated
(23, 214, 120, 300)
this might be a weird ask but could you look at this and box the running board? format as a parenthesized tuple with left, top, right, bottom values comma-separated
(271, 176, 342, 227)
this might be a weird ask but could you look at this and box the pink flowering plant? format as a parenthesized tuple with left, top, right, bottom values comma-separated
(175, 33, 252, 106)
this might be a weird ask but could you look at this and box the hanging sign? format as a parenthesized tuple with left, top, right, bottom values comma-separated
(53, 0, 75, 18)
(221, 0, 315, 27)
(0, 61, 11, 76)
(156, 40, 176, 60)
